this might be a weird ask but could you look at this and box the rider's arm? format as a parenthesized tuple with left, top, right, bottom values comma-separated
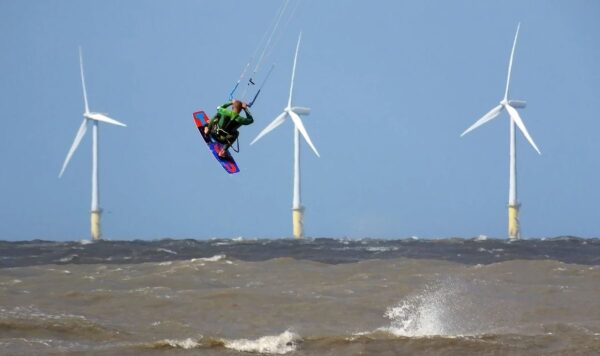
(219, 101, 233, 109)
(237, 108, 254, 125)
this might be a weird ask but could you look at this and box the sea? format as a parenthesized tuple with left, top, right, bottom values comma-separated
(1, 237, 599, 355)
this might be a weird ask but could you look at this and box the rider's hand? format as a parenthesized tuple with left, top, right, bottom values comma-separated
(241, 102, 247, 109)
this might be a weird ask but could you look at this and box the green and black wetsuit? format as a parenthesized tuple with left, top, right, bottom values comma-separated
(207, 101, 254, 151)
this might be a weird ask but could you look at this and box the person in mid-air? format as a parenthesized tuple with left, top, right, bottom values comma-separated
(205, 99, 254, 158)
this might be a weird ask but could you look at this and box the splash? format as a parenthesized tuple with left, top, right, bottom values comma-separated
(223, 330, 299, 354)
(380, 279, 488, 337)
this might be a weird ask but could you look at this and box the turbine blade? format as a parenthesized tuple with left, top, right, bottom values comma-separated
(504, 23, 521, 101)
(460, 104, 504, 137)
(287, 32, 302, 108)
(87, 113, 127, 127)
(59, 118, 88, 178)
(289, 110, 320, 157)
(79, 47, 90, 114)
(505, 104, 541, 154)
(250, 111, 287, 145)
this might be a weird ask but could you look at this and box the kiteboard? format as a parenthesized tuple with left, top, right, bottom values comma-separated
(193, 110, 240, 174)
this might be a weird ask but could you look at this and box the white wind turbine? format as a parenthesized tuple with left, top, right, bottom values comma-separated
(251, 33, 320, 239)
(461, 23, 541, 240)
(59, 47, 127, 241)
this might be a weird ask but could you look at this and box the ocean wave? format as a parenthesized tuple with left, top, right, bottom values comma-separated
(365, 246, 399, 252)
(3, 237, 600, 268)
(145, 329, 600, 354)
(152, 337, 204, 349)
(57, 254, 79, 263)
(148, 330, 299, 354)
(0, 307, 122, 340)
(223, 330, 299, 354)
(190, 254, 227, 263)
(0, 337, 97, 352)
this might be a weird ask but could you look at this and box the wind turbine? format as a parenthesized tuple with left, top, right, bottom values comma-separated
(461, 23, 541, 240)
(59, 47, 127, 241)
(251, 33, 320, 239)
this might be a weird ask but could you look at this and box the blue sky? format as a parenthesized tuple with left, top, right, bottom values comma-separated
(1, 0, 599, 240)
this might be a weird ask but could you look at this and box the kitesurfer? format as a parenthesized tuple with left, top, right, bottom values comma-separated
(205, 99, 254, 158)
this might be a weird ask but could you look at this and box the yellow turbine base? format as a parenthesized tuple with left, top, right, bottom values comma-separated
(292, 208, 304, 239)
(508, 205, 520, 240)
(91, 210, 102, 241)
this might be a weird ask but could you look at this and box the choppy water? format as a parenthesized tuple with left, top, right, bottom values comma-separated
(1, 237, 600, 355)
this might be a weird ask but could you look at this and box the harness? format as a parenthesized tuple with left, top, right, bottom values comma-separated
(211, 109, 241, 153)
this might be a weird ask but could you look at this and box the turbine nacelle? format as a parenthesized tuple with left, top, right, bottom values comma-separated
(290, 106, 310, 115)
(500, 99, 526, 109)
(508, 100, 526, 109)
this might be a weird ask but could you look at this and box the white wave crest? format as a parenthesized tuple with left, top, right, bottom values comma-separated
(223, 330, 299, 354)
(190, 254, 226, 262)
(156, 337, 200, 349)
(365, 246, 398, 252)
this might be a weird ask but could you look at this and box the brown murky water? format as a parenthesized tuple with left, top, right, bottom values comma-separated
(1, 238, 600, 355)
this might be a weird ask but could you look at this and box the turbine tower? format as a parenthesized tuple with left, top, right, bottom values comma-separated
(251, 33, 320, 239)
(59, 47, 127, 241)
(461, 23, 541, 240)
